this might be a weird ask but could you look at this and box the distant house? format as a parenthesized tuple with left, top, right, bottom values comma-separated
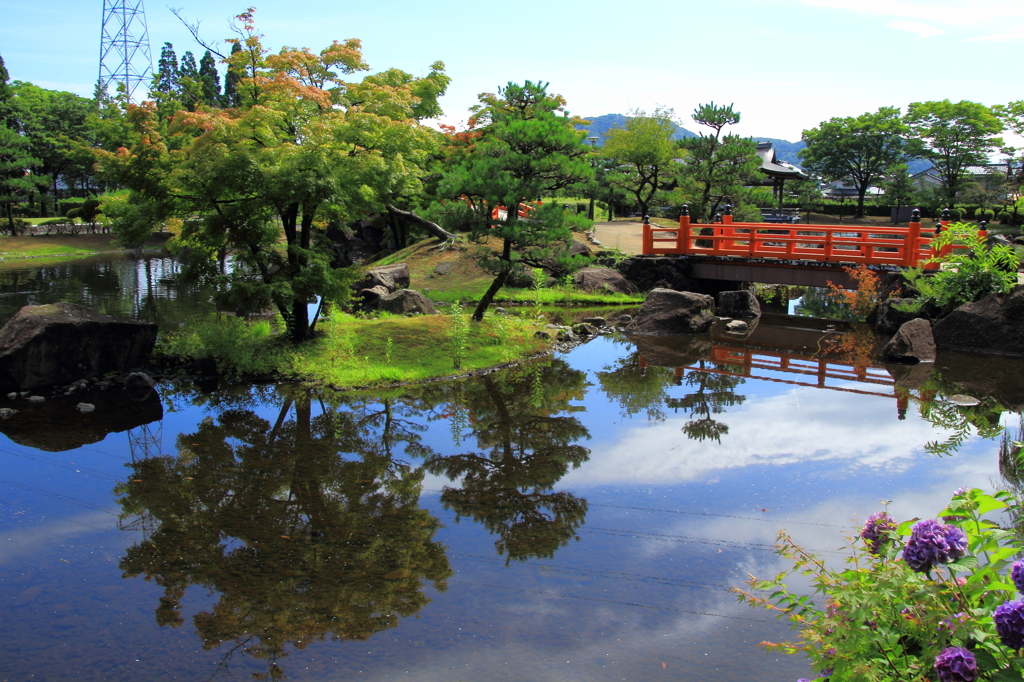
(824, 180, 883, 201)
(752, 142, 808, 208)
(911, 162, 1011, 193)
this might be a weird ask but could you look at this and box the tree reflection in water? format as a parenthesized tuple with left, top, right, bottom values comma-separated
(424, 361, 592, 564)
(596, 348, 746, 443)
(116, 387, 451, 680)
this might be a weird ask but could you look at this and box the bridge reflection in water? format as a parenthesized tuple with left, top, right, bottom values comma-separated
(634, 312, 921, 420)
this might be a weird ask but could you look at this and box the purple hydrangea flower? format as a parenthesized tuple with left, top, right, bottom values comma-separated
(902, 519, 968, 573)
(995, 599, 1024, 650)
(953, 487, 968, 497)
(933, 647, 977, 682)
(861, 512, 896, 555)
(1012, 561, 1024, 594)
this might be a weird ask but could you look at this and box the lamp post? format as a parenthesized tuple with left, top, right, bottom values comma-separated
(587, 136, 598, 221)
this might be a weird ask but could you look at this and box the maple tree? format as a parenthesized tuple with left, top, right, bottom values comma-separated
(98, 9, 449, 341)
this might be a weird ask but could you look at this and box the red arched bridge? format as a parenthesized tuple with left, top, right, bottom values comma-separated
(640, 208, 964, 288)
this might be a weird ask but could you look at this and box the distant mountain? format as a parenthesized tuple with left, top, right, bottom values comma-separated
(578, 113, 696, 144)
(580, 114, 806, 167)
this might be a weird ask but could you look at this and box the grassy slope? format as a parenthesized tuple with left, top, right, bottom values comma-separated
(374, 235, 644, 305)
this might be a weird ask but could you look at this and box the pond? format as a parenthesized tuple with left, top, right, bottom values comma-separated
(1, 255, 1022, 681)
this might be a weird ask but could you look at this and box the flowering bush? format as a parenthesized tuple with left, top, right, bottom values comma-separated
(736, 489, 1024, 681)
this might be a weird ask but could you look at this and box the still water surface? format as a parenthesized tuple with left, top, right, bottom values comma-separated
(0, 256, 1021, 681)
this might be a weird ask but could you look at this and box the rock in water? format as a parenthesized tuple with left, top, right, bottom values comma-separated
(76, 402, 95, 413)
(717, 290, 761, 319)
(882, 318, 936, 364)
(625, 288, 716, 335)
(0, 303, 156, 392)
(932, 285, 1024, 356)
(0, 407, 17, 419)
(125, 372, 156, 389)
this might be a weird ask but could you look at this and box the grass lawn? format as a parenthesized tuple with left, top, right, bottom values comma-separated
(0, 233, 170, 258)
(157, 311, 557, 389)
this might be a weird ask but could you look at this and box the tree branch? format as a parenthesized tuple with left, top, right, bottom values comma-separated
(385, 204, 459, 242)
(169, 7, 228, 59)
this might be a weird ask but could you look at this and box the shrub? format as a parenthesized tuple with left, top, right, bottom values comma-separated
(998, 211, 1012, 224)
(947, 208, 964, 221)
(897, 222, 1019, 315)
(973, 208, 995, 222)
(737, 488, 1024, 681)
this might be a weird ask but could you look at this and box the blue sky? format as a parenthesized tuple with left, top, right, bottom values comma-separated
(1, 0, 1022, 140)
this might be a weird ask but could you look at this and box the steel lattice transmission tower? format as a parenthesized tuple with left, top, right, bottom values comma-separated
(98, 0, 153, 102)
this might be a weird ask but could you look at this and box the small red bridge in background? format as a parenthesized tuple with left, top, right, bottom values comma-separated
(640, 208, 964, 288)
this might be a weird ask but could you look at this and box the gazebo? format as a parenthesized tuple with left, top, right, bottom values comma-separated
(753, 142, 807, 210)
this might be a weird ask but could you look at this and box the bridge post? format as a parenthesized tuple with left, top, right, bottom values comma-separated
(713, 212, 723, 255)
(642, 214, 653, 254)
(978, 219, 988, 240)
(723, 203, 733, 225)
(677, 205, 690, 254)
(930, 207, 952, 264)
(905, 208, 922, 266)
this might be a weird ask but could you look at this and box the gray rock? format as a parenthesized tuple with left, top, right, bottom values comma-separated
(495, 307, 509, 316)
(617, 314, 633, 323)
(557, 329, 577, 343)
(6, 392, 15, 400)
(367, 263, 410, 291)
(435, 262, 454, 276)
(625, 289, 716, 335)
(0, 407, 17, 419)
(27, 396, 45, 403)
(125, 372, 156, 389)
(377, 289, 438, 316)
(533, 330, 552, 340)
(932, 285, 1024, 356)
(725, 320, 749, 333)
(882, 318, 936, 363)
(581, 317, 606, 327)
(573, 267, 638, 295)
(572, 323, 597, 337)
(717, 290, 761, 319)
(0, 303, 157, 392)
(948, 394, 980, 407)
(76, 402, 95, 413)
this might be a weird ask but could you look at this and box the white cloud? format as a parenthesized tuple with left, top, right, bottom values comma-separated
(563, 387, 956, 486)
(886, 20, 946, 38)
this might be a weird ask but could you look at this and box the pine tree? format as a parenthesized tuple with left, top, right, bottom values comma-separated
(0, 53, 12, 127)
(154, 42, 179, 94)
(222, 42, 242, 107)
(198, 51, 221, 107)
(179, 51, 198, 79)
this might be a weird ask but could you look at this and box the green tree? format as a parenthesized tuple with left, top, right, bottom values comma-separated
(676, 102, 761, 222)
(9, 81, 96, 201)
(799, 106, 908, 218)
(222, 42, 243, 107)
(154, 42, 179, 95)
(0, 125, 48, 233)
(602, 106, 677, 218)
(198, 50, 221, 106)
(880, 163, 918, 224)
(905, 100, 1004, 203)
(437, 81, 593, 321)
(98, 9, 449, 342)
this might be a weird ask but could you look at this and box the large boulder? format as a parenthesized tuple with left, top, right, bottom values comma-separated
(573, 267, 638, 295)
(624, 288, 716, 335)
(881, 318, 936, 363)
(932, 285, 1024, 356)
(0, 303, 157, 392)
(717, 290, 761, 319)
(377, 289, 437, 316)
(631, 334, 712, 368)
(358, 263, 411, 293)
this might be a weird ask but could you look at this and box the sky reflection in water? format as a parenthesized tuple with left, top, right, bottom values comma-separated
(0, 325, 1015, 682)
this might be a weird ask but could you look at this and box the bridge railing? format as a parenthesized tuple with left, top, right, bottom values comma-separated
(641, 208, 950, 269)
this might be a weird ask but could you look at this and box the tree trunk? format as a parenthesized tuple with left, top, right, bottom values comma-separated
(472, 238, 512, 321)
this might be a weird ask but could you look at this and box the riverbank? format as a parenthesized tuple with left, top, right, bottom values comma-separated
(0, 233, 171, 260)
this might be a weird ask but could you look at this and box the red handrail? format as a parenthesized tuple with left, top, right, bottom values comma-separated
(641, 214, 951, 270)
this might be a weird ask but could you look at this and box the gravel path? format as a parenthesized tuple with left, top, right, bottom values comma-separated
(591, 221, 645, 255)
